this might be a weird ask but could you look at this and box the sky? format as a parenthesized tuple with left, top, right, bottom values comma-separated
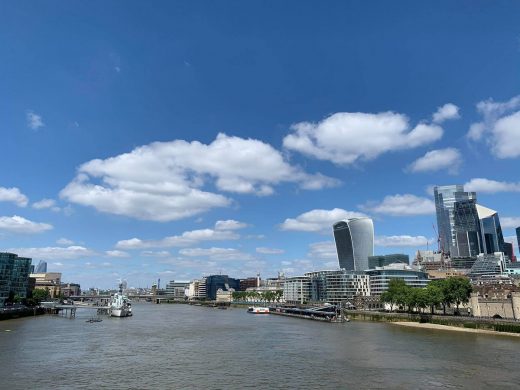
(1, 1, 520, 289)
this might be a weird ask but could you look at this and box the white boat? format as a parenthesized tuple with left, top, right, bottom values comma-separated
(110, 283, 132, 317)
(247, 307, 270, 314)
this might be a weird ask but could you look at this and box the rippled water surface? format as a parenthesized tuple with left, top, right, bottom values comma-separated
(0, 304, 519, 389)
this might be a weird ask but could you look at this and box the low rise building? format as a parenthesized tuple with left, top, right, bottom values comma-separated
(165, 280, 189, 299)
(283, 276, 311, 304)
(187, 278, 207, 300)
(366, 263, 429, 295)
(305, 270, 370, 304)
(61, 283, 81, 297)
(29, 272, 62, 299)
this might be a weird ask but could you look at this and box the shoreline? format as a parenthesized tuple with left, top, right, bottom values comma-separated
(391, 321, 520, 337)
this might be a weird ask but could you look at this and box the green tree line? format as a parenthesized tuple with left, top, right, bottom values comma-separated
(232, 290, 283, 303)
(380, 277, 472, 314)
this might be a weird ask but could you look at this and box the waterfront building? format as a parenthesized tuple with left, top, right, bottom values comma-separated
(205, 275, 240, 300)
(368, 254, 409, 269)
(434, 185, 476, 255)
(61, 283, 81, 297)
(333, 217, 374, 271)
(29, 272, 62, 298)
(34, 260, 47, 273)
(239, 276, 260, 291)
(216, 288, 234, 303)
(0, 252, 32, 305)
(187, 278, 206, 300)
(469, 252, 506, 277)
(283, 276, 311, 304)
(366, 263, 429, 295)
(165, 280, 190, 299)
(305, 269, 370, 304)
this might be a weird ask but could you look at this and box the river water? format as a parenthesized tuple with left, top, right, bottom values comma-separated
(0, 303, 518, 389)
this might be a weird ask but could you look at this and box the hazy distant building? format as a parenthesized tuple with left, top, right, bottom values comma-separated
(434, 185, 476, 255)
(34, 260, 47, 273)
(368, 254, 409, 269)
(333, 218, 374, 271)
(0, 252, 32, 305)
(205, 275, 240, 300)
(61, 283, 81, 297)
(165, 280, 189, 299)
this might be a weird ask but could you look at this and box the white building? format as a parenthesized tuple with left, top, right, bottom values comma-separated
(283, 276, 311, 304)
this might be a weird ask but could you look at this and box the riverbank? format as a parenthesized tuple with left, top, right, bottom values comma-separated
(392, 321, 520, 337)
(0, 307, 45, 321)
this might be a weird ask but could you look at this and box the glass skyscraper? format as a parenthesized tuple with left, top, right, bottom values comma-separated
(333, 217, 374, 271)
(0, 252, 32, 305)
(434, 185, 476, 255)
(34, 260, 47, 273)
(517, 227, 520, 255)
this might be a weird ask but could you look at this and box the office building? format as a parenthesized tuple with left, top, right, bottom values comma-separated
(503, 242, 514, 262)
(34, 260, 47, 273)
(187, 278, 207, 300)
(366, 263, 430, 295)
(0, 252, 32, 305)
(333, 217, 374, 271)
(516, 227, 520, 254)
(434, 185, 476, 255)
(29, 272, 62, 298)
(305, 270, 370, 304)
(368, 254, 409, 269)
(165, 280, 190, 299)
(61, 283, 81, 297)
(204, 275, 240, 300)
(283, 276, 311, 304)
(469, 253, 506, 277)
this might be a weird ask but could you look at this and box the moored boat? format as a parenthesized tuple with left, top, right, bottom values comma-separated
(247, 307, 270, 314)
(110, 283, 132, 317)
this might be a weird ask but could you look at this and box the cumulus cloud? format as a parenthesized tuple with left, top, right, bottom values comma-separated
(56, 238, 74, 245)
(214, 220, 248, 230)
(375, 235, 430, 247)
(26, 110, 45, 130)
(307, 241, 338, 260)
(283, 110, 443, 165)
(256, 247, 285, 255)
(105, 250, 130, 258)
(280, 208, 367, 233)
(361, 194, 435, 216)
(32, 198, 60, 211)
(60, 133, 338, 222)
(408, 148, 462, 174)
(178, 247, 254, 261)
(6, 245, 94, 260)
(467, 95, 520, 158)
(464, 178, 520, 193)
(116, 228, 239, 250)
(501, 217, 520, 229)
(0, 215, 53, 234)
(0, 187, 28, 207)
(140, 250, 171, 257)
(432, 103, 460, 123)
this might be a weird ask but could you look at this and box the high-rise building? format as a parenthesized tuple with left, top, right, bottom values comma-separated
(434, 185, 476, 255)
(477, 204, 505, 254)
(0, 252, 32, 305)
(515, 227, 520, 255)
(34, 260, 47, 273)
(503, 242, 514, 262)
(333, 217, 374, 271)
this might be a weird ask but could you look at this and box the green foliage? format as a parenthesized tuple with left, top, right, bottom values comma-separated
(31, 288, 50, 303)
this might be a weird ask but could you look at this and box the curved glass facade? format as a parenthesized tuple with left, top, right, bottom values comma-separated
(333, 218, 374, 271)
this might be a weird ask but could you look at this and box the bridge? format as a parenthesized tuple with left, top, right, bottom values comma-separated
(41, 302, 111, 318)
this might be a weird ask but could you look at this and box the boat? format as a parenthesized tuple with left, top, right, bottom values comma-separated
(86, 318, 103, 323)
(247, 307, 270, 314)
(110, 283, 132, 317)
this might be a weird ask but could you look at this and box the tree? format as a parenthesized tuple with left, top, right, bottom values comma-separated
(425, 283, 444, 314)
(381, 279, 408, 311)
(447, 277, 472, 313)
(31, 288, 50, 304)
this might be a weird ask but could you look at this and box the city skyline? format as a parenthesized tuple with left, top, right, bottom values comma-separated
(1, 2, 520, 288)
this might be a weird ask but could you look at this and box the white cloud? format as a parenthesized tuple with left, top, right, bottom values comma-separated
(140, 250, 171, 257)
(178, 247, 254, 261)
(432, 103, 460, 123)
(408, 148, 462, 174)
(501, 217, 520, 229)
(116, 228, 239, 250)
(105, 250, 130, 258)
(32, 198, 59, 210)
(280, 208, 367, 232)
(0, 215, 53, 234)
(307, 241, 337, 260)
(214, 220, 248, 230)
(256, 247, 285, 255)
(0, 187, 28, 207)
(60, 133, 337, 222)
(283, 110, 443, 165)
(467, 95, 520, 158)
(464, 178, 520, 193)
(361, 194, 435, 216)
(375, 235, 430, 247)
(56, 238, 74, 245)
(6, 245, 94, 260)
(26, 110, 45, 130)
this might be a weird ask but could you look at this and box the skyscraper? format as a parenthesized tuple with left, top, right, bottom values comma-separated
(516, 227, 520, 255)
(333, 217, 374, 271)
(34, 260, 47, 273)
(434, 185, 476, 255)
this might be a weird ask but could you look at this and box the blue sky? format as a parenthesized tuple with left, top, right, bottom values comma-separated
(1, 1, 520, 289)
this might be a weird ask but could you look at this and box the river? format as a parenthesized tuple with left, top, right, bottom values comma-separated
(0, 303, 518, 389)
